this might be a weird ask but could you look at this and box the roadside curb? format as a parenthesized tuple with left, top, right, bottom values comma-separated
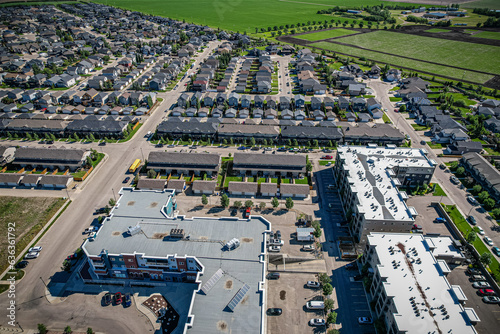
(79, 153, 108, 191)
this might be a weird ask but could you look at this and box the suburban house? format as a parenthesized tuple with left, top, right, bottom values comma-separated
(232, 153, 306, 177)
(147, 152, 221, 177)
(12, 147, 90, 171)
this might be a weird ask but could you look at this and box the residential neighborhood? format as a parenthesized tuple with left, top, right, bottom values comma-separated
(0, 2, 500, 334)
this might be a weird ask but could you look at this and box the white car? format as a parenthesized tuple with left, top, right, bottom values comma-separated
(477, 226, 485, 235)
(268, 239, 284, 246)
(269, 245, 281, 252)
(306, 281, 321, 288)
(24, 252, 39, 259)
(484, 236, 493, 246)
(28, 246, 42, 253)
(309, 318, 326, 326)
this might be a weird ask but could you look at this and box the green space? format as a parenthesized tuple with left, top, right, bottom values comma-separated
(463, 0, 500, 9)
(411, 124, 429, 131)
(0, 197, 66, 275)
(330, 31, 500, 75)
(389, 97, 402, 102)
(444, 204, 500, 282)
(118, 123, 143, 143)
(1, 269, 24, 281)
(382, 113, 392, 124)
(319, 160, 333, 166)
(484, 147, 500, 155)
(224, 176, 243, 187)
(432, 183, 446, 197)
(426, 142, 446, 149)
(425, 28, 450, 33)
(270, 178, 278, 184)
(472, 31, 500, 41)
(310, 40, 494, 84)
(296, 28, 357, 41)
(281, 178, 291, 184)
(295, 177, 309, 184)
(257, 177, 267, 184)
(92, 0, 427, 33)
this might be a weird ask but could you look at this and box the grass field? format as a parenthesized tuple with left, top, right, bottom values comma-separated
(329, 31, 500, 75)
(91, 0, 424, 32)
(0, 196, 66, 275)
(296, 28, 358, 41)
(425, 28, 450, 33)
(310, 41, 494, 83)
(463, 0, 500, 9)
(472, 31, 500, 41)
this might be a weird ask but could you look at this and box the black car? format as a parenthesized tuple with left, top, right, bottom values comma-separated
(155, 143, 164, 148)
(353, 275, 363, 281)
(15, 261, 28, 269)
(46, 140, 54, 144)
(267, 308, 282, 316)
(102, 293, 112, 306)
(275, 230, 282, 239)
(345, 262, 357, 270)
(267, 273, 280, 280)
(98, 141, 106, 146)
(123, 177, 130, 183)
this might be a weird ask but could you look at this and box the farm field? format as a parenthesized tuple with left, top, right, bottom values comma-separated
(463, 0, 500, 9)
(295, 28, 358, 41)
(330, 31, 500, 75)
(425, 28, 450, 33)
(309, 41, 493, 83)
(91, 0, 422, 32)
(472, 31, 500, 41)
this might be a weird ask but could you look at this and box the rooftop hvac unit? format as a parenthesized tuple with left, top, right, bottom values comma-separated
(225, 238, 240, 250)
(127, 225, 142, 236)
(170, 228, 184, 238)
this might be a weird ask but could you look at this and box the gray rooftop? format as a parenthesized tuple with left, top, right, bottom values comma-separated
(14, 147, 87, 162)
(234, 153, 306, 167)
(136, 178, 166, 190)
(148, 152, 220, 167)
(280, 183, 310, 195)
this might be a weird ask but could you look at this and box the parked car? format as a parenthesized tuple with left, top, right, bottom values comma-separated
(450, 175, 459, 184)
(412, 224, 423, 233)
(155, 143, 164, 148)
(309, 318, 326, 326)
(478, 289, 496, 296)
(267, 308, 282, 316)
(306, 281, 321, 288)
(268, 245, 281, 252)
(482, 296, 500, 304)
(435, 217, 446, 223)
(15, 261, 28, 269)
(24, 252, 39, 259)
(484, 236, 493, 246)
(269, 239, 284, 246)
(467, 195, 478, 205)
(467, 268, 482, 275)
(492, 247, 500, 257)
(473, 281, 491, 289)
(353, 275, 363, 281)
(345, 262, 357, 270)
(467, 215, 477, 225)
(322, 155, 333, 160)
(244, 207, 251, 218)
(167, 144, 175, 148)
(28, 246, 42, 253)
(98, 141, 106, 146)
(471, 275, 486, 281)
(439, 163, 446, 170)
(358, 317, 373, 324)
(123, 177, 130, 183)
(267, 273, 280, 280)
(103, 293, 112, 306)
(123, 293, 132, 307)
(264, 147, 272, 151)
(302, 245, 314, 252)
(275, 230, 282, 239)
(476, 226, 484, 235)
(114, 292, 123, 305)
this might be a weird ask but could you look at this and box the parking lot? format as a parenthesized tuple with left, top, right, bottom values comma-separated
(266, 272, 327, 334)
(406, 195, 455, 236)
(446, 265, 500, 333)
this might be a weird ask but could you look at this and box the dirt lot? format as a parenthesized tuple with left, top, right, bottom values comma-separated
(0, 196, 66, 274)
(267, 272, 326, 334)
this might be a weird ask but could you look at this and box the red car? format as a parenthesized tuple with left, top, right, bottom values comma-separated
(322, 155, 333, 160)
(478, 289, 496, 296)
(114, 292, 123, 305)
(244, 207, 251, 218)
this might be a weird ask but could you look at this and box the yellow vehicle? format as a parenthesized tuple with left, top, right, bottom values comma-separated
(129, 159, 141, 173)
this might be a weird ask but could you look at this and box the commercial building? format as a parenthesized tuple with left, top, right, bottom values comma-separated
(147, 152, 221, 176)
(362, 233, 477, 334)
(82, 188, 269, 334)
(233, 153, 306, 177)
(333, 145, 435, 244)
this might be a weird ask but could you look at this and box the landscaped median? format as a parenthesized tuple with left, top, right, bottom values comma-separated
(441, 204, 500, 283)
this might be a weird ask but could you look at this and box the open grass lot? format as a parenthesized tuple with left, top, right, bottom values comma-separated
(463, 0, 500, 9)
(472, 31, 500, 41)
(295, 28, 357, 41)
(0, 196, 65, 274)
(92, 0, 422, 32)
(309, 41, 493, 83)
(425, 28, 450, 33)
(331, 31, 500, 75)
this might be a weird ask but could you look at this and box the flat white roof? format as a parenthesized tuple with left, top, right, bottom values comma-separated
(338, 145, 432, 221)
(368, 233, 477, 334)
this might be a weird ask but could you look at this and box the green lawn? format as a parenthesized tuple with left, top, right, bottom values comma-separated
(280, 178, 291, 184)
(118, 123, 143, 143)
(295, 177, 309, 184)
(411, 124, 429, 131)
(463, 0, 500, 9)
(484, 147, 500, 155)
(319, 160, 334, 166)
(432, 183, 447, 197)
(224, 176, 243, 187)
(382, 113, 392, 124)
(270, 178, 278, 184)
(472, 31, 500, 41)
(389, 97, 402, 102)
(427, 142, 446, 149)
(425, 28, 450, 33)
(257, 177, 267, 184)
(295, 28, 357, 41)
